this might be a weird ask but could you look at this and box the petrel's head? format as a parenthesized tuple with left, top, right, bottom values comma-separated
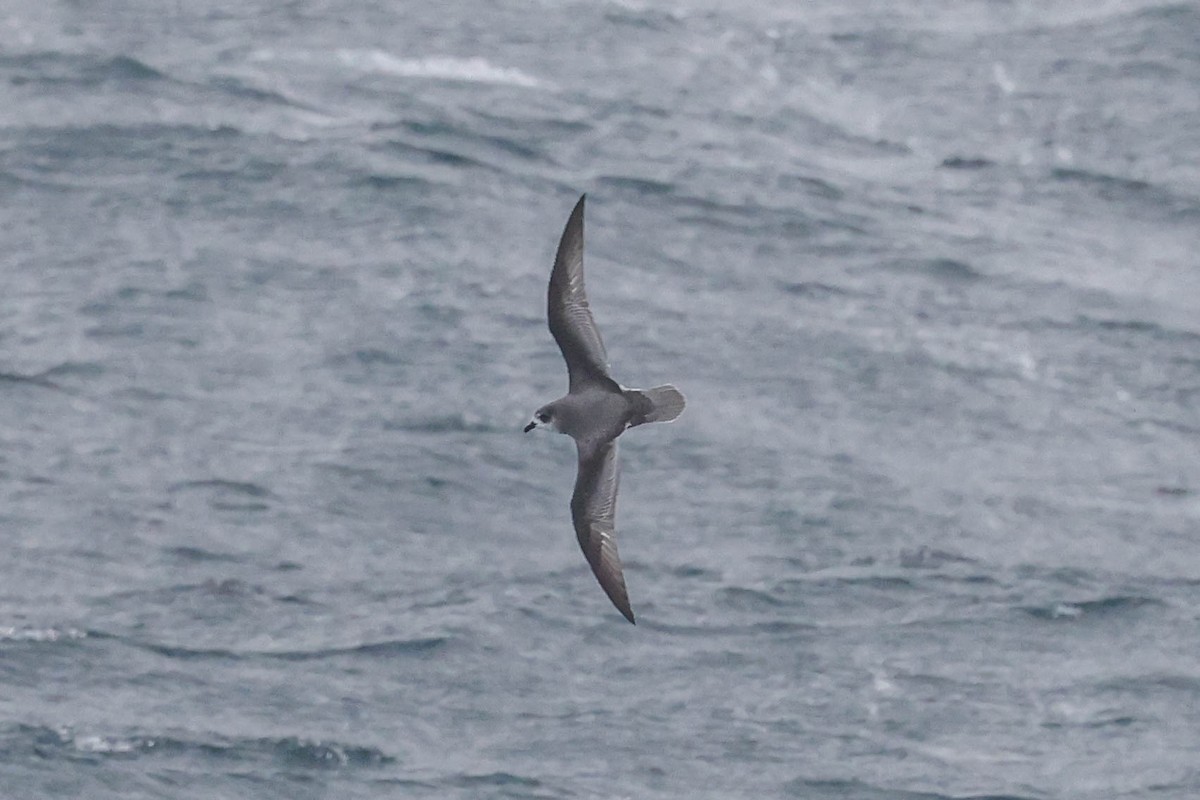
(524, 403, 560, 433)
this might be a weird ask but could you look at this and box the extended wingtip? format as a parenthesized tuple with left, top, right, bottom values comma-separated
(610, 591, 636, 624)
(557, 194, 586, 253)
(610, 582, 637, 624)
(596, 563, 636, 625)
(582, 526, 637, 625)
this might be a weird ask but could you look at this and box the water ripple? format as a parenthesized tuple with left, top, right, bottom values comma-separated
(1020, 595, 1165, 622)
(2, 724, 392, 770)
(113, 634, 448, 662)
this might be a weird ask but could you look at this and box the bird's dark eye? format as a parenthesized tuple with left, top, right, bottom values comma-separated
(537, 412, 550, 423)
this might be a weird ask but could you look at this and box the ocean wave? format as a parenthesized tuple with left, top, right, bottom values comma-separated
(718, 586, 786, 610)
(348, 172, 433, 192)
(166, 479, 273, 511)
(1020, 595, 1164, 621)
(0, 626, 86, 643)
(1, 52, 165, 86)
(1051, 166, 1154, 195)
(335, 50, 544, 88)
(1097, 672, 1200, 693)
(19, 122, 244, 172)
(453, 772, 543, 788)
(784, 777, 1038, 799)
(1077, 314, 1200, 342)
(1049, 166, 1199, 217)
(380, 137, 490, 170)
(4, 724, 391, 769)
(120, 635, 447, 662)
(1026, 314, 1200, 345)
(167, 479, 272, 498)
(162, 545, 245, 564)
(401, 119, 549, 162)
(883, 257, 985, 283)
(899, 547, 979, 570)
(205, 75, 304, 108)
(596, 174, 676, 196)
(0, 371, 63, 391)
(603, 0, 685, 31)
(383, 413, 495, 433)
(621, 617, 817, 637)
(778, 280, 860, 299)
(940, 156, 995, 170)
(717, 573, 921, 613)
(40, 360, 107, 379)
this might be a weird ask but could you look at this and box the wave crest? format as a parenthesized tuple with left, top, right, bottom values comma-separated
(336, 51, 543, 88)
(0, 626, 86, 643)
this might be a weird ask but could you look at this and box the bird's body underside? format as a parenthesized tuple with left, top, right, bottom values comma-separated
(524, 194, 685, 624)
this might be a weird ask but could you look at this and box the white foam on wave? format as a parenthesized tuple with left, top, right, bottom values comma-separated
(335, 50, 544, 89)
(74, 735, 138, 754)
(0, 625, 86, 642)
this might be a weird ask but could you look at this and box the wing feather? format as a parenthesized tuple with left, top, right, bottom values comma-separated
(548, 195, 617, 392)
(571, 439, 634, 623)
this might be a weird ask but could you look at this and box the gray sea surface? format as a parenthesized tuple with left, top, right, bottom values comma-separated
(2, 1, 1199, 798)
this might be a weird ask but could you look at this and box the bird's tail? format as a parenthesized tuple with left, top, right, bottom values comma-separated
(631, 384, 686, 425)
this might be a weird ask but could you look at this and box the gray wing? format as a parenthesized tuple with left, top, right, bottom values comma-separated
(548, 195, 617, 392)
(571, 439, 634, 623)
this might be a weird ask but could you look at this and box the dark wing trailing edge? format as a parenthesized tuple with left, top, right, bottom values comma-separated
(571, 439, 634, 623)
(548, 195, 618, 392)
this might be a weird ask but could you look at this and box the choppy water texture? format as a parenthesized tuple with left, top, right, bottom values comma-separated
(2, 1, 1199, 798)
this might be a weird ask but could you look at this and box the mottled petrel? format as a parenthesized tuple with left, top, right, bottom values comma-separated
(525, 195, 686, 624)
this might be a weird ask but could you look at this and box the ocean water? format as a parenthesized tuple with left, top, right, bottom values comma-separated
(2, 1, 1199, 798)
